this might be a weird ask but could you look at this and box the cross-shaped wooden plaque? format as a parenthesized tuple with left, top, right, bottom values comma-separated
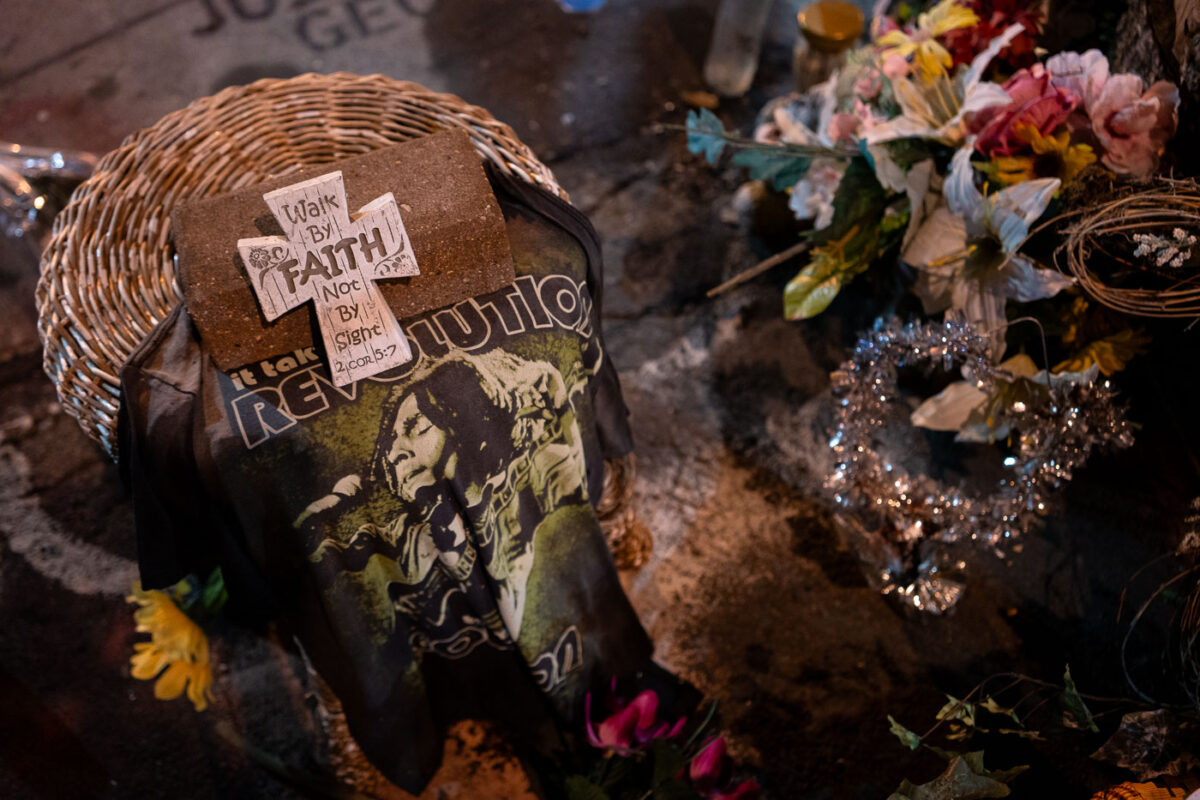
(236, 171, 420, 386)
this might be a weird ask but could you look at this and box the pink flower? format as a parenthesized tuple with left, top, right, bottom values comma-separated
(585, 686, 686, 756)
(687, 736, 761, 799)
(1046, 49, 1109, 111)
(854, 67, 883, 100)
(689, 737, 729, 794)
(827, 112, 862, 145)
(882, 51, 910, 80)
(1088, 74, 1179, 177)
(972, 64, 1078, 157)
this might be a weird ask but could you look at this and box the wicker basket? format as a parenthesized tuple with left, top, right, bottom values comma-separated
(37, 73, 565, 458)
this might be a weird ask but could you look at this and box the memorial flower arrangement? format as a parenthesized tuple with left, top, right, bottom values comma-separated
(686, 0, 1188, 610)
(686, 0, 1181, 370)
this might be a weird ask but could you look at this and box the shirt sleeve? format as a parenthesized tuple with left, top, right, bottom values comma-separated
(117, 308, 279, 623)
(118, 364, 216, 591)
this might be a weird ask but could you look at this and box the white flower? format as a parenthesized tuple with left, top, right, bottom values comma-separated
(912, 354, 1100, 442)
(903, 146, 1073, 354)
(788, 160, 844, 228)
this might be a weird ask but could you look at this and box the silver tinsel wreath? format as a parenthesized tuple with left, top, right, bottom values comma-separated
(826, 317, 1135, 613)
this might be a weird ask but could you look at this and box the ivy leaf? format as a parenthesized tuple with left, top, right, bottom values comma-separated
(1061, 665, 1099, 733)
(887, 753, 1018, 800)
(686, 108, 727, 164)
(996, 728, 1044, 741)
(936, 696, 976, 728)
(565, 775, 611, 800)
(980, 697, 1021, 725)
(889, 715, 923, 751)
(731, 148, 812, 191)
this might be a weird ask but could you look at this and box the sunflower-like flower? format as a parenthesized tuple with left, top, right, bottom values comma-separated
(127, 583, 214, 711)
(877, 0, 980, 81)
(986, 123, 1096, 185)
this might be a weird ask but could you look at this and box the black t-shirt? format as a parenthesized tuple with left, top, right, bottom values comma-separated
(118, 168, 653, 792)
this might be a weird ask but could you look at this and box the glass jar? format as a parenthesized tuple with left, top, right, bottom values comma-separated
(792, 0, 865, 93)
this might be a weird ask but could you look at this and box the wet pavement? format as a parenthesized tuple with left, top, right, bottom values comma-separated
(3, 1, 1199, 798)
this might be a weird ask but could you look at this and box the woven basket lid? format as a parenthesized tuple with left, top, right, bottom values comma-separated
(36, 73, 564, 459)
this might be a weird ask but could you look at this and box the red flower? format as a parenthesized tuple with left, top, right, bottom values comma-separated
(585, 685, 686, 756)
(941, 0, 1042, 72)
(972, 64, 1078, 157)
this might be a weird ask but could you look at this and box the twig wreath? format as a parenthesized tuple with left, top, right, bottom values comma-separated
(827, 317, 1134, 612)
(1057, 177, 1200, 319)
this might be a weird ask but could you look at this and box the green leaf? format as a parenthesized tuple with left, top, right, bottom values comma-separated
(565, 775, 611, 800)
(651, 739, 686, 787)
(1061, 665, 1099, 733)
(683, 701, 719, 749)
(201, 567, 229, 615)
(784, 260, 843, 320)
(883, 138, 938, 172)
(686, 108, 727, 164)
(731, 148, 812, 191)
(889, 714, 923, 751)
(811, 155, 888, 245)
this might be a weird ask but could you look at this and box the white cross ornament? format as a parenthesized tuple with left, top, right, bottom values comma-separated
(237, 170, 420, 386)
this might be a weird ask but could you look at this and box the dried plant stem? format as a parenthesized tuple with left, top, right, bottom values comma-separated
(707, 238, 811, 298)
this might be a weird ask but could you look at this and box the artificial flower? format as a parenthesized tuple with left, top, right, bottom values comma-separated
(690, 737, 730, 794)
(1088, 74, 1179, 177)
(883, 50, 911, 80)
(903, 146, 1073, 353)
(789, 160, 845, 228)
(828, 112, 862, 145)
(865, 23, 1023, 147)
(756, 81, 850, 229)
(585, 686, 685, 756)
(1044, 49, 1180, 176)
(942, 0, 1043, 72)
(986, 123, 1096, 185)
(1045, 49, 1109, 111)
(912, 353, 1100, 441)
(688, 736, 761, 800)
(972, 65, 1078, 157)
(127, 583, 214, 711)
(854, 67, 884, 100)
(1054, 328, 1151, 375)
(876, 0, 980, 80)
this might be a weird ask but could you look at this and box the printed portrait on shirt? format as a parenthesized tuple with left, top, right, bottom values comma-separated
(295, 349, 590, 661)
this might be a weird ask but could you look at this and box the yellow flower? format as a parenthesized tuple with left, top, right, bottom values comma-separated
(127, 583, 214, 711)
(877, 0, 979, 80)
(987, 124, 1096, 186)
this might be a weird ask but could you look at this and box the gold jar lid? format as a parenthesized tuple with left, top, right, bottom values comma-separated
(798, 0, 865, 53)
